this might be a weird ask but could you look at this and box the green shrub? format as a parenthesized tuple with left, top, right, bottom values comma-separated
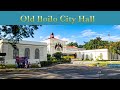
(84, 58, 91, 61)
(96, 58, 99, 61)
(0, 65, 6, 69)
(91, 58, 93, 61)
(52, 52, 63, 60)
(91, 62, 108, 67)
(40, 61, 52, 67)
(47, 54, 51, 61)
(5, 64, 16, 68)
(50, 57, 56, 61)
(30, 64, 39, 68)
(63, 56, 70, 60)
(51, 59, 58, 64)
(61, 57, 71, 63)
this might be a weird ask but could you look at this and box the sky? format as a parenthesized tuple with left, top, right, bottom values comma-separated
(23, 25, 120, 45)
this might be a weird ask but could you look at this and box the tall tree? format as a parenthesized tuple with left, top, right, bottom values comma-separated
(67, 42, 84, 48)
(83, 37, 109, 50)
(78, 45, 84, 48)
(67, 42, 78, 47)
(109, 41, 120, 55)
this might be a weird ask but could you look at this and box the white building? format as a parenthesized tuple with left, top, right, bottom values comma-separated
(44, 33, 120, 61)
(44, 33, 67, 55)
(76, 49, 109, 60)
(0, 39, 47, 64)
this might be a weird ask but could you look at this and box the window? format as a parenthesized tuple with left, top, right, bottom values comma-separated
(82, 54, 84, 60)
(35, 48, 39, 59)
(100, 53, 103, 59)
(116, 54, 118, 60)
(86, 54, 89, 59)
(24, 48, 30, 59)
(57, 47, 60, 51)
(90, 53, 93, 60)
(111, 53, 113, 60)
(13, 49, 19, 59)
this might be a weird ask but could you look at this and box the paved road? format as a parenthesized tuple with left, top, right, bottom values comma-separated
(0, 64, 120, 79)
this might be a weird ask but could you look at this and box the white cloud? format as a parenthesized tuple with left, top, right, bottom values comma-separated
(61, 38, 71, 43)
(61, 38, 69, 41)
(113, 25, 120, 30)
(40, 36, 49, 42)
(73, 40, 76, 42)
(102, 35, 120, 41)
(54, 35, 61, 39)
(40, 36, 43, 39)
(80, 29, 120, 42)
(91, 33, 120, 42)
(81, 29, 96, 37)
(54, 35, 76, 44)
(71, 35, 75, 38)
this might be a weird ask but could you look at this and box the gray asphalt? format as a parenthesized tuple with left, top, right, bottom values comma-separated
(0, 64, 120, 79)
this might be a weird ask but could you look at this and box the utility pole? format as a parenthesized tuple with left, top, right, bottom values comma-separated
(108, 33, 111, 62)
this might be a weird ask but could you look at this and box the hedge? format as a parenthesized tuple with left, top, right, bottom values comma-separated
(30, 64, 39, 68)
(40, 61, 53, 67)
(0, 64, 16, 69)
(0, 58, 71, 68)
(40, 58, 71, 67)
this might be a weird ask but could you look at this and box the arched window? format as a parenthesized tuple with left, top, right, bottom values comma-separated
(25, 48, 30, 59)
(35, 48, 39, 59)
(82, 54, 84, 60)
(13, 49, 19, 59)
(86, 54, 89, 59)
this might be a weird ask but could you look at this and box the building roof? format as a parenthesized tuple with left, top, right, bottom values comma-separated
(78, 48, 86, 50)
(48, 37, 67, 42)
(66, 46, 78, 48)
(48, 33, 67, 42)
(50, 32, 54, 38)
(0, 39, 47, 46)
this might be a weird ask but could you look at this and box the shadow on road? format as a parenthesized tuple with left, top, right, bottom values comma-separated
(0, 64, 120, 79)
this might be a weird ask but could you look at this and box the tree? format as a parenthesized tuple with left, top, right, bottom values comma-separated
(83, 37, 109, 50)
(109, 41, 120, 55)
(52, 52, 63, 60)
(67, 42, 84, 48)
(67, 42, 78, 47)
(0, 25, 40, 48)
(78, 45, 84, 48)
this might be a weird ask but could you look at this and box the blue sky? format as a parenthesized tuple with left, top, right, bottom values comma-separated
(23, 25, 120, 45)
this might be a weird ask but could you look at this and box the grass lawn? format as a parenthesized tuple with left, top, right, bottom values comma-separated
(88, 61, 120, 67)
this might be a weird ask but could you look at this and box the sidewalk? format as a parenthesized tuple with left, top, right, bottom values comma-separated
(0, 67, 49, 72)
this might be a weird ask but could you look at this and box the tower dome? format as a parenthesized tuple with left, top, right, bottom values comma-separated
(50, 32, 54, 38)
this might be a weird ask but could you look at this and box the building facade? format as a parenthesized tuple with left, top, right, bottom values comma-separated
(0, 39, 47, 64)
(44, 33, 67, 55)
(45, 33, 120, 61)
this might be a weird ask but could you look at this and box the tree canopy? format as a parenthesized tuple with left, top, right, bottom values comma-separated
(67, 42, 83, 48)
(83, 37, 120, 55)
(109, 41, 120, 55)
(0, 25, 40, 43)
(0, 25, 40, 49)
(83, 37, 109, 50)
